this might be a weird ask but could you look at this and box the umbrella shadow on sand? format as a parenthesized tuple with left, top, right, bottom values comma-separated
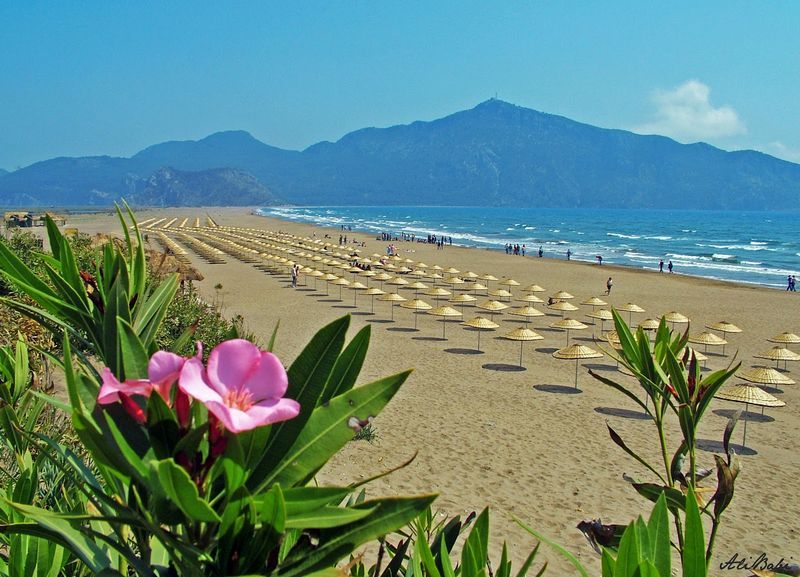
(366, 318, 394, 324)
(482, 363, 526, 372)
(535, 347, 559, 354)
(386, 327, 419, 333)
(712, 408, 775, 423)
(696, 438, 757, 457)
(594, 407, 649, 420)
(583, 362, 617, 372)
(534, 384, 582, 395)
(332, 305, 357, 309)
(444, 348, 484, 355)
(412, 336, 448, 342)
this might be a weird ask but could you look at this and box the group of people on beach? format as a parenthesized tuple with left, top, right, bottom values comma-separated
(788, 275, 797, 291)
(659, 259, 674, 273)
(505, 243, 526, 255)
(378, 231, 452, 249)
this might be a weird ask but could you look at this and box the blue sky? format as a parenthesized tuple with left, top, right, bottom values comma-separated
(2, 2, 799, 170)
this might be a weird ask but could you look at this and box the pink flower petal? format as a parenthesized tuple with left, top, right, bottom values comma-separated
(242, 352, 289, 400)
(205, 398, 300, 433)
(178, 357, 222, 404)
(97, 368, 152, 405)
(148, 351, 186, 400)
(207, 339, 261, 393)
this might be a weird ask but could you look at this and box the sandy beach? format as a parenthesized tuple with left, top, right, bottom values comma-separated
(62, 207, 798, 574)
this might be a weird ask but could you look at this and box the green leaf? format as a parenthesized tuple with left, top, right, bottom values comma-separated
(633, 561, 660, 577)
(321, 324, 371, 404)
(631, 484, 686, 513)
(515, 518, 589, 577)
(646, 494, 671, 577)
(267, 320, 280, 352)
(415, 521, 443, 577)
(601, 549, 616, 577)
(682, 487, 707, 577)
(259, 316, 350, 472)
(461, 508, 489, 577)
(613, 522, 641, 577)
(589, 370, 649, 414)
(281, 487, 351, 516)
(117, 318, 149, 380)
(153, 459, 220, 523)
(285, 505, 375, 530)
(259, 369, 412, 490)
(0, 506, 115, 574)
(606, 425, 665, 483)
(132, 274, 179, 352)
(278, 495, 436, 577)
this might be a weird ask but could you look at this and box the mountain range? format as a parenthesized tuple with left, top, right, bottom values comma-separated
(2, 99, 799, 210)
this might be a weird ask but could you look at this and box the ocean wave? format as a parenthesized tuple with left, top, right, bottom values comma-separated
(607, 232, 641, 239)
(712, 254, 738, 262)
(644, 235, 672, 241)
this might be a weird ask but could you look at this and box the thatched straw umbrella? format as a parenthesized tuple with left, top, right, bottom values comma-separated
(617, 302, 645, 325)
(550, 318, 589, 345)
(509, 305, 545, 327)
(715, 383, 785, 448)
(754, 346, 800, 371)
(378, 292, 406, 321)
(581, 296, 607, 310)
(548, 301, 579, 317)
(476, 299, 509, 322)
(553, 344, 603, 388)
(688, 331, 728, 354)
(427, 306, 463, 339)
(706, 321, 742, 355)
(504, 327, 544, 367)
(363, 287, 385, 314)
(400, 298, 432, 330)
(462, 316, 500, 351)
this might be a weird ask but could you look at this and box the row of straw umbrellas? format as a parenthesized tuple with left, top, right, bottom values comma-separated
(153, 222, 798, 448)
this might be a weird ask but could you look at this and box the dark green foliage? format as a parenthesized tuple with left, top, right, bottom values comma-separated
(156, 283, 254, 358)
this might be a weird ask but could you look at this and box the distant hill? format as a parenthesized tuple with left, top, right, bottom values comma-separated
(2, 99, 799, 209)
(130, 167, 281, 207)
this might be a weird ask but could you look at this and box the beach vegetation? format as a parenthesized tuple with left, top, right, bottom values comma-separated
(586, 310, 741, 575)
(0, 209, 435, 575)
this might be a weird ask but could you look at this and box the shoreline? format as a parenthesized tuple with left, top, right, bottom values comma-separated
(253, 206, 796, 291)
(57, 207, 800, 573)
(251, 208, 772, 294)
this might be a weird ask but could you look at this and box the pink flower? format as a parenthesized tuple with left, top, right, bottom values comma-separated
(178, 339, 300, 433)
(97, 349, 192, 405)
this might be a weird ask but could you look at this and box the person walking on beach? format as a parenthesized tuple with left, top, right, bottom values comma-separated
(606, 277, 613, 295)
(566, 249, 571, 260)
(538, 246, 543, 258)
(291, 264, 299, 288)
(659, 259, 664, 273)
(668, 260, 674, 273)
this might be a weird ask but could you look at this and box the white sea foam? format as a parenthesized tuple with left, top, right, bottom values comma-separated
(607, 232, 641, 239)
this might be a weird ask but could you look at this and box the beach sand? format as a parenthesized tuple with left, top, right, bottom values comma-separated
(61, 207, 799, 573)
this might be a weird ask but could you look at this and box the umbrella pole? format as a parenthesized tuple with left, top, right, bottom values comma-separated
(371, 295, 375, 314)
(574, 360, 579, 388)
(743, 402, 749, 447)
(414, 312, 418, 331)
(442, 319, 446, 340)
(519, 341, 523, 367)
(354, 291, 358, 307)
(477, 330, 481, 352)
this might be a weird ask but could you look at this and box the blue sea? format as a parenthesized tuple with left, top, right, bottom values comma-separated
(256, 206, 800, 289)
